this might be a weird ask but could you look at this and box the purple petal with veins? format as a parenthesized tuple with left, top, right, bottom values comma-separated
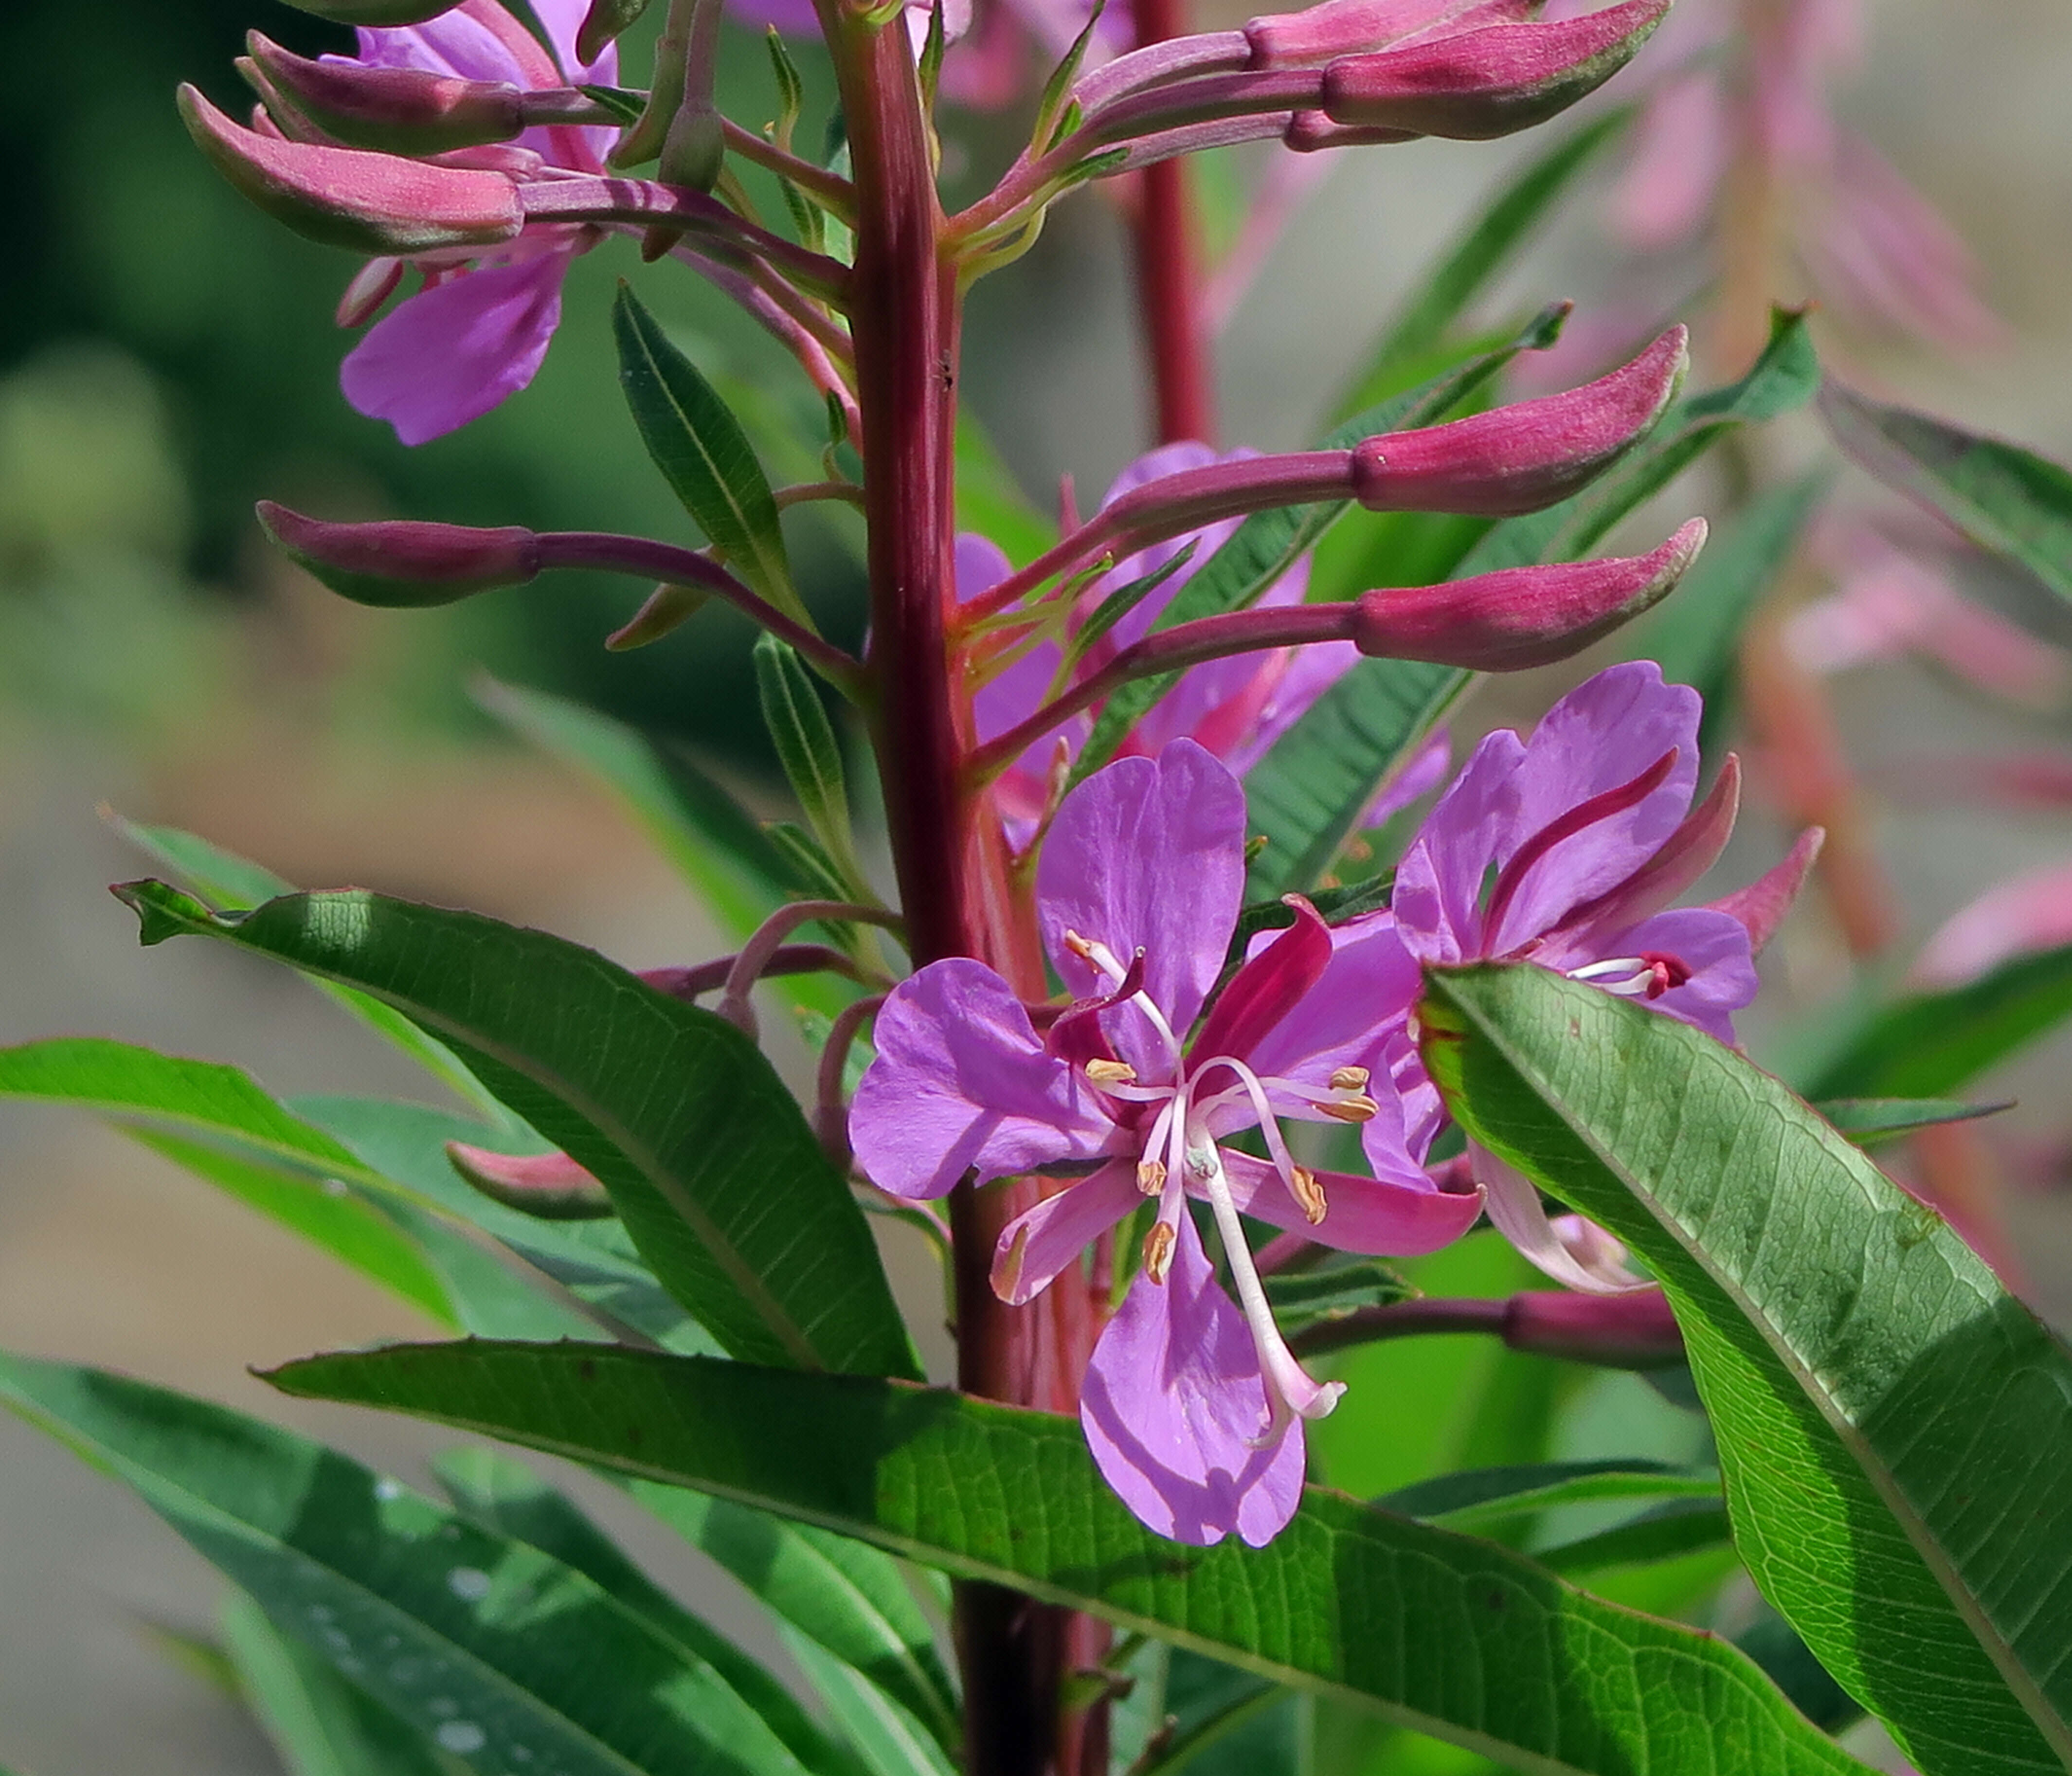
(991, 1161, 1142, 1305)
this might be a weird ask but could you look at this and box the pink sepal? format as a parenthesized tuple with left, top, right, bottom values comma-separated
(248, 31, 523, 155)
(1704, 825, 1823, 955)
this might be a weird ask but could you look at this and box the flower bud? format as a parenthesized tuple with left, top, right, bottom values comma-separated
(1283, 112, 1417, 150)
(257, 501, 541, 607)
(1245, 0, 1525, 72)
(279, 0, 466, 22)
(245, 32, 525, 156)
(1502, 1288, 1684, 1368)
(1353, 519, 1706, 670)
(1352, 327, 1687, 516)
(1321, 0, 1668, 140)
(180, 86, 524, 255)
(446, 1143, 615, 1219)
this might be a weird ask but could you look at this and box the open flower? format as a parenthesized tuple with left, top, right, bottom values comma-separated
(850, 741, 1481, 1544)
(1392, 662, 1817, 1289)
(966, 443, 1358, 843)
(326, 0, 617, 443)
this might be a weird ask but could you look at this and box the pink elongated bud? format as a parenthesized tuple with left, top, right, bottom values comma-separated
(245, 32, 524, 156)
(1245, 0, 1531, 72)
(1321, 0, 1669, 139)
(179, 85, 523, 255)
(1352, 328, 1686, 516)
(257, 501, 541, 607)
(446, 1144, 615, 1220)
(1353, 519, 1706, 670)
(1284, 112, 1418, 150)
(279, 0, 465, 22)
(1503, 1288, 1684, 1368)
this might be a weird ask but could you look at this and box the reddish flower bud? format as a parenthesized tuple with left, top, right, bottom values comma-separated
(1351, 327, 1687, 516)
(245, 32, 525, 156)
(257, 502, 541, 607)
(179, 85, 523, 255)
(1245, 0, 1528, 72)
(1283, 112, 1418, 150)
(446, 1144, 615, 1219)
(1502, 1288, 1684, 1369)
(279, 0, 466, 23)
(1321, 0, 1669, 140)
(1352, 519, 1706, 670)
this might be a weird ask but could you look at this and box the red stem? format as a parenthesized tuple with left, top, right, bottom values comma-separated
(1131, 0, 1215, 445)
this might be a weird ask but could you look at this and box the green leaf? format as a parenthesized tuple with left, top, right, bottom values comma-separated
(1633, 469, 1830, 706)
(268, 1341, 1874, 1776)
(472, 672, 791, 941)
(1379, 1461, 1721, 1531)
(124, 1125, 457, 1328)
(1533, 1502, 1732, 1578)
(779, 1631, 955, 1776)
(955, 410, 1053, 569)
(431, 1449, 859, 1776)
(1822, 381, 2072, 603)
(1805, 942, 2072, 1100)
(612, 282, 798, 615)
(1421, 961, 2072, 1775)
(628, 1485, 960, 1754)
(115, 815, 503, 1117)
(0, 1353, 842, 1776)
(1071, 308, 1568, 785)
(1816, 1096, 2013, 1147)
(1242, 663, 1469, 899)
(116, 881, 919, 1380)
(1336, 108, 1633, 419)
(220, 1592, 450, 1776)
(754, 634, 867, 895)
(1261, 1257, 1416, 1337)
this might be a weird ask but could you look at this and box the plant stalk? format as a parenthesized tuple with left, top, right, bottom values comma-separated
(1130, 0, 1215, 444)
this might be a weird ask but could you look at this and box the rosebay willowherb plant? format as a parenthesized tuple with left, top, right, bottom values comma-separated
(8, 0, 2072, 1774)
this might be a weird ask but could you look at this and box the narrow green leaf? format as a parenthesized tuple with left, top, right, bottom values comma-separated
(1533, 1501, 1732, 1577)
(1381, 1462, 1721, 1531)
(1261, 1257, 1416, 1336)
(220, 1592, 449, 1776)
(612, 282, 798, 614)
(267, 1341, 1874, 1776)
(472, 671, 790, 942)
(1822, 382, 2072, 604)
(754, 635, 866, 894)
(780, 1631, 955, 1776)
(1337, 108, 1633, 418)
(1422, 961, 2072, 1775)
(124, 1125, 457, 1327)
(1074, 308, 1568, 784)
(121, 815, 503, 1115)
(431, 1449, 860, 1776)
(1806, 942, 2072, 1100)
(117, 882, 919, 1380)
(628, 1485, 960, 1752)
(0, 1354, 838, 1776)
(577, 83, 648, 125)
(1816, 1096, 2013, 1147)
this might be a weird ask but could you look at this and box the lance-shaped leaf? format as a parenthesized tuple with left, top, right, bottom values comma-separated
(267, 1339, 1873, 1776)
(0, 1354, 850, 1776)
(1815, 1097, 2012, 1147)
(1822, 382, 2072, 605)
(1420, 961, 2072, 1776)
(115, 881, 919, 1380)
(1806, 942, 2072, 1101)
(755, 635, 869, 897)
(612, 284, 799, 616)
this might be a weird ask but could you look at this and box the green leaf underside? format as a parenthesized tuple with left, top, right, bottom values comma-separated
(1421, 962, 2072, 1775)
(268, 1340, 1871, 1776)
(1823, 382, 2072, 603)
(1815, 1097, 2012, 1146)
(220, 1592, 450, 1776)
(1072, 310, 1567, 785)
(1806, 942, 2072, 1101)
(612, 284, 796, 613)
(0, 1353, 839, 1776)
(117, 882, 917, 1380)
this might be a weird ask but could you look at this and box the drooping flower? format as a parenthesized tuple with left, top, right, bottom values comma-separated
(1390, 661, 1818, 1288)
(324, 0, 618, 444)
(849, 741, 1482, 1544)
(965, 443, 1358, 842)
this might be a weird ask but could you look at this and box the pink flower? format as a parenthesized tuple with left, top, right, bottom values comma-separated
(329, 0, 618, 443)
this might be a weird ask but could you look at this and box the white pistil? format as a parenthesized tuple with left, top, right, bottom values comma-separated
(1061, 927, 1184, 1069)
(1568, 953, 1684, 1000)
(1189, 1053, 1322, 1228)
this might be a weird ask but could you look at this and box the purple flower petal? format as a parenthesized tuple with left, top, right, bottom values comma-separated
(1239, 911, 1422, 1090)
(1475, 1149, 1654, 1294)
(726, 0, 826, 35)
(1037, 742, 1248, 1058)
(1391, 726, 1527, 962)
(1080, 1213, 1306, 1546)
(990, 1160, 1141, 1304)
(1192, 898, 1334, 1070)
(1605, 906, 1759, 1044)
(849, 959, 1115, 1200)
(342, 250, 572, 445)
(1218, 1149, 1482, 1255)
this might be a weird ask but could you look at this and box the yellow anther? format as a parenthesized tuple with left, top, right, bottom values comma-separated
(1291, 1165, 1328, 1225)
(1318, 1093, 1381, 1124)
(1328, 1066, 1370, 1091)
(1136, 1159, 1168, 1196)
(1142, 1220, 1176, 1285)
(1062, 928, 1097, 960)
(1086, 1059, 1138, 1085)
